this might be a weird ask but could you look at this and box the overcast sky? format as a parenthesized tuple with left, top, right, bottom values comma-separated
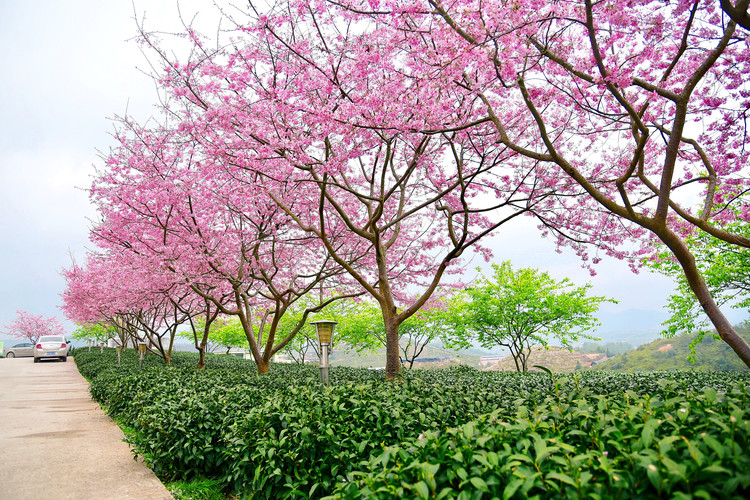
(1, 0, 739, 340)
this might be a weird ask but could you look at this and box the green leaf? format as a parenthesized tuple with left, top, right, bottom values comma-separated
(640, 418, 660, 449)
(645, 463, 661, 490)
(546, 472, 577, 487)
(503, 478, 524, 500)
(413, 481, 430, 499)
(703, 464, 732, 475)
(470, 477, 490, 493)
(661, 456, 686, 480)
(533, 365, 552, 376)
(456, 467, 468, 481)
(657, 435, 681, 456)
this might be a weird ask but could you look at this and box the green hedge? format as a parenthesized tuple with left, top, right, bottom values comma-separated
(75, 349, 750, 499)
(329, 383, 750, 499)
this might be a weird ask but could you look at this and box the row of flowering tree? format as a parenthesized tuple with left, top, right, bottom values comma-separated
(62, 0, 750, 373)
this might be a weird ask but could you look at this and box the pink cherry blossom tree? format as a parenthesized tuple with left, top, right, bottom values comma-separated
(86, 118, 360, 373)
(133, 5, 556, 379)
(310, 0, 750, 367)
(61, 250, 199, 364)
(3, 310, 66, 344)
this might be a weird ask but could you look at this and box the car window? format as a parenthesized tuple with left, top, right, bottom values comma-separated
(38, 336, 64, 343)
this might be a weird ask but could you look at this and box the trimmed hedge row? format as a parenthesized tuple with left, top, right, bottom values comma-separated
(75, 349, 750, 499)
(330, 383, 750, 499)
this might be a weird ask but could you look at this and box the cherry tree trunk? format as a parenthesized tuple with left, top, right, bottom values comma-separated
(257, 359, 270, 374)
(684, 272, 750, 367)
(663, 230, 750, 368)
(197, 346, 206, 370)
(384, 316, 402, 381)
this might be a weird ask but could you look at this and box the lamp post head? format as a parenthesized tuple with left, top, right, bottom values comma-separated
(310, 320, 337, 345)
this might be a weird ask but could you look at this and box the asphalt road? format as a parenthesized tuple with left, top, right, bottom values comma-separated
(0, 356, 172, 499)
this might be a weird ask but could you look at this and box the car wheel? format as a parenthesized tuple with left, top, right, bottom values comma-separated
(61, 356, 67, 362)
(33, 357, 39, 363)
(6, 352, 14, 359)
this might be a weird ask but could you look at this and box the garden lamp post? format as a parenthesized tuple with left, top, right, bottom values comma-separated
(138, 342, 146, 370)
(311, 320, 337, 387)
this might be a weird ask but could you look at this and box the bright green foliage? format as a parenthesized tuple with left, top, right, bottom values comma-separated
(276, 297, 380, 364)
(279, 298, 349, 363)
(331, 379, 750, 499)
(76, 349, 750, 499)
(594, 327, 750, 372)
(445, 262, 614, 371)
(71, 323, 116, 345)
(647, 218, 750, 353)
(209, 318, 248, 353)
(331, 301, 384, 354)
(179, 316, 248, 354)
(332, 300, 452, 368)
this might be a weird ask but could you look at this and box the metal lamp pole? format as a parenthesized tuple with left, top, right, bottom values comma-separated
(138, 343, 146, 370)
(311, 320, 337, 387)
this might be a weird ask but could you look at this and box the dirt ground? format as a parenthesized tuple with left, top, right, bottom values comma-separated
(0, 356, 172, 499)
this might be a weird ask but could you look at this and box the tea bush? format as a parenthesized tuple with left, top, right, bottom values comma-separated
(75, 349, 750, 499)
(329, 383, 750, 499)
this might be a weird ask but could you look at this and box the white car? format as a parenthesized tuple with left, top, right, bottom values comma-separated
(3, 342, 35, 358)
(33, 336, 69, 362)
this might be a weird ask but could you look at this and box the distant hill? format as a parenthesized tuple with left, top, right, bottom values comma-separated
(592, 326, 750, 372)
(482, 346, 607, 373)
(589, 309, 668, 346)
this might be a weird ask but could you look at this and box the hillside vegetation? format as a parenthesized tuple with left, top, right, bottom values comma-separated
(593, 325, 750, 372)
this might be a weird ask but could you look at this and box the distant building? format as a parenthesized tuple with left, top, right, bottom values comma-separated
(228, 347, 252, 360)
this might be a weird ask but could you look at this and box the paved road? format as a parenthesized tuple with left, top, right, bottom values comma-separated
(0, 357, 172, 500)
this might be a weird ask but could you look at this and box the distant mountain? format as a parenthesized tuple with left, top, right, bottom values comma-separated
(596, 308, 669, 333)
(591, 309, 668, 346)
(592, 325, 750, 372)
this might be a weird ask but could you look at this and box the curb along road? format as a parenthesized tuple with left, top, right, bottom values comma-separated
(0, 356, 172, 499)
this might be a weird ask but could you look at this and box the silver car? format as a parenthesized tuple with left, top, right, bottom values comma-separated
(3, 342, 35, 358)
(33, 336, 69, 362)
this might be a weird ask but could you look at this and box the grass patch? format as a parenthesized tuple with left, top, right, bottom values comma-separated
(167, 477, 227, 500)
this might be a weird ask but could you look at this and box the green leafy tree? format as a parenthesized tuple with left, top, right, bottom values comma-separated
(210, 318, 249, 354)
(648, 219, 750, 358)
(278, 301, 323, 364)
(71, 323, 117, 348)
(180, 315, 248, 356)
(445, 262, 614, 372)
(278, 295, 378, 365)
(329, 298, 453, 369)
